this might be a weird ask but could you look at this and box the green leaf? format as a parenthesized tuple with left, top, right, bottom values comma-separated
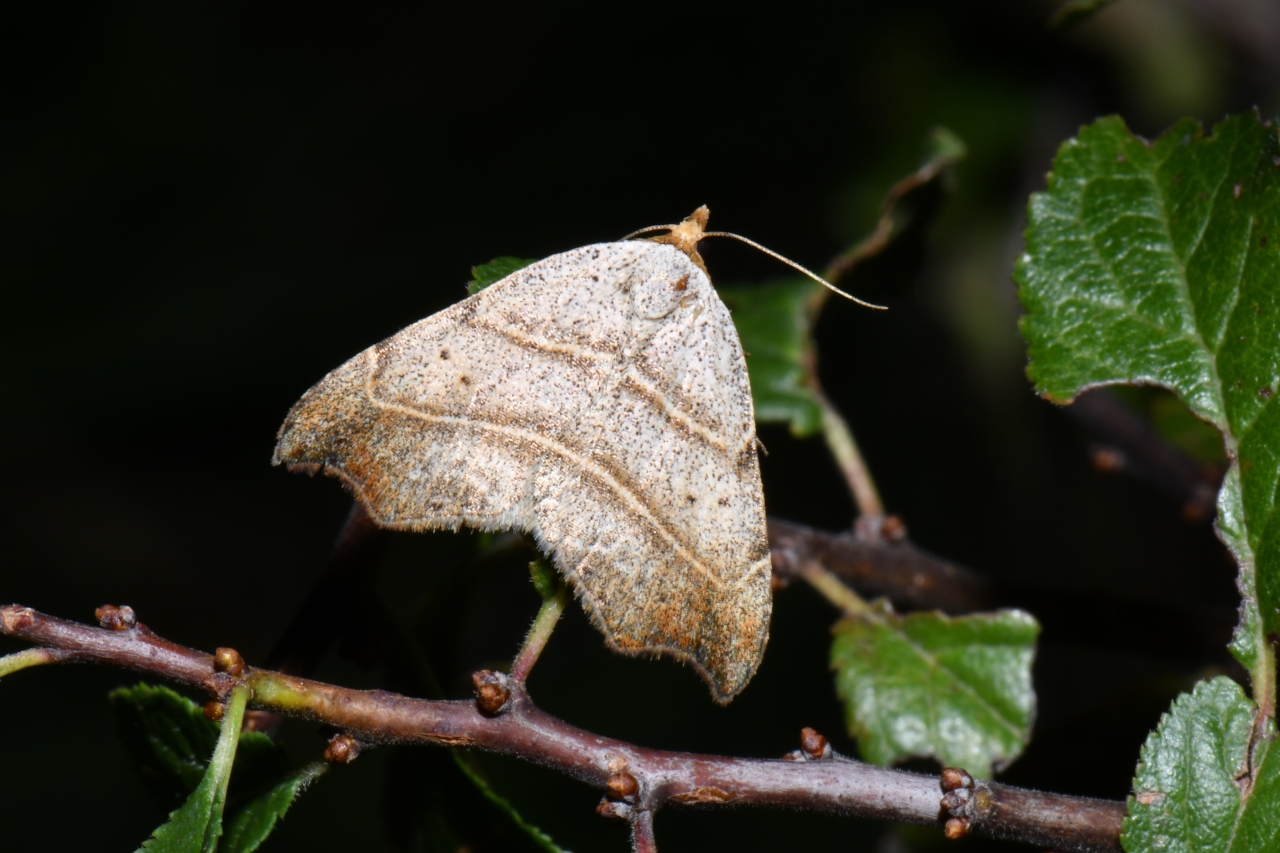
(220, 761, 328, 853)
(1016, 112, 1280, 678)
(831, 606, 1039, 777)
(1049, 0, 1120, 29)
(112, 684, 224, 807)
(137, 685, 250, 852)
(113, 683, 292, 798)
(467, 257, 537, 295)
(115, 683, 322, 853)
(721, 278, 825, 436)
(1122, 676, 1280, 853)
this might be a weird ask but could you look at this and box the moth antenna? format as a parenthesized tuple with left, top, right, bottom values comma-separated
(702, 231, 888, 310)
(621, 223, 681, 241)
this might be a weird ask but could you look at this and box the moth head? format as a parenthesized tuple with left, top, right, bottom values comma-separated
(623, 207, 886, 310)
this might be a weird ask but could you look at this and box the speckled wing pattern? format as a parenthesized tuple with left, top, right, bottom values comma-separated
(273, 241, 771, 701)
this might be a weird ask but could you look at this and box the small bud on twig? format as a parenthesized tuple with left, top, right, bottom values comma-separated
(95, 605, 136, 631)
(941, 787, 972, 810)
(0, 606, 36, 633)
(203, 700, 225, 721)
(940, 767, 973, 792)
(785, 727, 834, 761)
(881, 514, 908, 541)
(606, 771, 639, 803)
(854, 513, 909, 543)
(325, 733, 362, 764)
(472, 670, 512, 716)
(799, 727, 831, 760)
(944, 817, 971, 839)
(242, 709, 280, 734)
(939, 765, 993, 840)
(213, 647, 245, 678)
(596, 799, 631, 821)
(1090, 445, 1126, 474)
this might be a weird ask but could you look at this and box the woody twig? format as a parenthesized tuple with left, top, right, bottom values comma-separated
(0, 604, 1124, 853)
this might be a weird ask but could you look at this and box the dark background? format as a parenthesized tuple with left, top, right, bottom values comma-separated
(4, 2, 1279, 850)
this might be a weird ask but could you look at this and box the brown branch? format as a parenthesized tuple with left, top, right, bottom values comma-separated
(630, 809, 657, 853)
(769, 517, 993, 613)
(769, 517, 1238, 667)
(0, 604, 1125, 853)
(1068, 388, 1221, 523)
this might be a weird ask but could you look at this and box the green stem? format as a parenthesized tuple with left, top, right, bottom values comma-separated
(1255, 641, 1276, 722)
(0, 648, 58, 679)
(510, 582, 569, 684)
(201, 685, 250, 851)
(805, 132, 964, 519)
(247, 672, 315, 715)
(1243, 642, 1276, 788)
(816, 390, 885, 518)
(800, 562, 874, 618)
(215, 684, 251, 773)
(798, 283, 884, 519)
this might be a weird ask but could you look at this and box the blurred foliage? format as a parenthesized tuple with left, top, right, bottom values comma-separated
(1051, 0, 1121, 30)
(113, 683, 225, 807)
(1108, 386, 1227, 466)
(448, 753, 568, 853)
(468, 258, 537, 296)
(722, 278, 826, 435)
(220, 763, 328, 853)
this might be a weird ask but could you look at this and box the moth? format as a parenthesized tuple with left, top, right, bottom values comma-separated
(274, 208, 875, 701)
